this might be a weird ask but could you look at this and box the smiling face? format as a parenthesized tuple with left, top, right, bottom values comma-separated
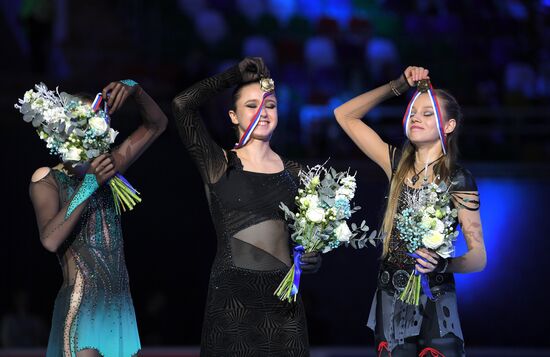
(406, 93, 456, 146)
(229, 82, 278, 143)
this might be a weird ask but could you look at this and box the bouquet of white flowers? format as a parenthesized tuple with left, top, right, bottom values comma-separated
(15, 83, 141, 214)
(275, 163, 375, 302)
(395, 179, 458, 305)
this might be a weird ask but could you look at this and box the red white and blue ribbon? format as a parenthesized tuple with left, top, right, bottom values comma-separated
(402, 83, 447, 155)
(91, 93, 110, 123)
(234, 91, 274, 149)
(91, 93, 103, 112)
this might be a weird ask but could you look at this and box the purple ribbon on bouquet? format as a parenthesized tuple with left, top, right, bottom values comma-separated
(114, 173, 139, 194)
(408, 252, 435, 301)
(290, 245, 305, 296)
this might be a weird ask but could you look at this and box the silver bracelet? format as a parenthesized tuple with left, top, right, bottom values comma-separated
(389, 80, 401, 96)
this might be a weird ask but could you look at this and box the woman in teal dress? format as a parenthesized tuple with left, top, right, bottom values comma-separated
(28, 80, 167, 357)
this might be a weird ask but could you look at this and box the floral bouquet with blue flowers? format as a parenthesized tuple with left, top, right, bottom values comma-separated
(15, 83, 141, 214)
(275, 163, 375, 302)
(396, 179, 458, 305)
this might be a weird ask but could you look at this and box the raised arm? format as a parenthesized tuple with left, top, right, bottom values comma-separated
(102, 81, 168, 174)
(171, 57, 269, 183)
(334, 67, 428, 179)
(29, 155, 116, 252)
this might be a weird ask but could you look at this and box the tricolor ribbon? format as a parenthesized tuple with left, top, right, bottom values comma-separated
(402, 81, 447, 155)
(234, 91, 273, 149)
(408, 252, 435, 301)
(290, 245, 305, 296)
(91, 93, 110, 123)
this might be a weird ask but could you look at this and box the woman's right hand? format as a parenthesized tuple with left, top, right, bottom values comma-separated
(87, 154, 116, 185)
(238, 57, 270, 82)
(404, 66, 430, 87)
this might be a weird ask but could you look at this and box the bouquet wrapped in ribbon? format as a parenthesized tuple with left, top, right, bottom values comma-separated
(396, 178, 458, 305)
(15, 83, 141, 214)
(275, 163, 375, 302)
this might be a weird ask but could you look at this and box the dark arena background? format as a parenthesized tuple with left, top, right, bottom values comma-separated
(1, 1, 549, 356)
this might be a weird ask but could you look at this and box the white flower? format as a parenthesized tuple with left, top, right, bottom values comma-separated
(341, 175, 356, 187)
(43, 107, 66, 124)
(435, 220, 445, 234)
(73, 105, 90, 118)
(426, 206, 436, 215)
(423, 231, 444, 249)
(305, 207, 325, 223)
(108, 128, 119, 144)
(23, 90, 36, 102)
(421, 214, 435, 229)
(336, 186, 355, 200)
(45, 136, 56, 148)
(89, 116, 108, 136)
(334, 222, 352, 242)
(62, 147, 82, 162)
(299, 194, 319, 209)
(334, 194, 348, 203)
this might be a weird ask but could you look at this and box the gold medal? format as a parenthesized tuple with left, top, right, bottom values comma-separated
(417, 79, 430, 93)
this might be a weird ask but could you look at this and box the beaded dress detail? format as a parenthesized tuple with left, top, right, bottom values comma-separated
(30, 169, 140, 357)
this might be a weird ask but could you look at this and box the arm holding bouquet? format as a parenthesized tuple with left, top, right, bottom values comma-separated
(29, 154, 116, 252)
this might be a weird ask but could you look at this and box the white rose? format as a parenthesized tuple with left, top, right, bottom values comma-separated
(426, 206, 436, 215)
(89, 116, 108, 136)
(299, 194, 319, 208)
(334, 222, 352, 242)
(62, 147, 82, 162)
(423, 231, 445, 250)
(305, 207, 325, 223)
(108, 128, 119, 144)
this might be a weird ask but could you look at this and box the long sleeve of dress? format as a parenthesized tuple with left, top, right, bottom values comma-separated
(171, 65, 243, 184)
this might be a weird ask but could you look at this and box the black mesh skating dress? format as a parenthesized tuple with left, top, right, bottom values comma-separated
(172, 65, 309, 357)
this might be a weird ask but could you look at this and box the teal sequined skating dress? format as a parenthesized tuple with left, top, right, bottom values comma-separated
(34, 169, 140, 357)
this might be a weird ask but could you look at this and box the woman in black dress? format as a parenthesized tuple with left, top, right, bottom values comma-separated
(172, 57, 320, 357)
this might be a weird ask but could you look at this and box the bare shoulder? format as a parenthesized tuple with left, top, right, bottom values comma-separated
(31, 167, 52, 183)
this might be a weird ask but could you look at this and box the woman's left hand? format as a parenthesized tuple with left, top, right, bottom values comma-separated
(414, 248, 440, 274)
(300, 252, 322, 274)
(102, 81, 139, 115)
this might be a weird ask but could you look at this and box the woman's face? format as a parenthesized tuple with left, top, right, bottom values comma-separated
(229, 82, 278, 143)
(407, 93, 455, 146)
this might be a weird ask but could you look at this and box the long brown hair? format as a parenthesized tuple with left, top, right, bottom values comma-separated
(381, 89, 463, 256)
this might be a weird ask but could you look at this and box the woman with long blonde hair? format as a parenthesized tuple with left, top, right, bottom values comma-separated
(334, 66, 486, 356)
